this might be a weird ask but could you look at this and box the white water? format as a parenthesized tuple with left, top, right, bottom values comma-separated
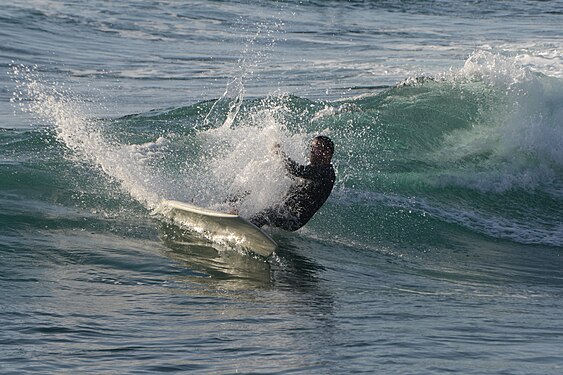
(433, 51, 563, 194)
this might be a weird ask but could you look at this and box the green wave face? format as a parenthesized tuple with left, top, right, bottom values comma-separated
(5, 53, 563, 248)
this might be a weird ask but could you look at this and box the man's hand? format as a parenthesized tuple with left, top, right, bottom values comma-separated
(271, 143, 282, 155)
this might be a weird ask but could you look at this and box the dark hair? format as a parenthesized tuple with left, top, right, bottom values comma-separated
(313, 135, 334, 155)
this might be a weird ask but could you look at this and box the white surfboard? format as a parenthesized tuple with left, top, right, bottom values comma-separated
(161, 200, 277, 257)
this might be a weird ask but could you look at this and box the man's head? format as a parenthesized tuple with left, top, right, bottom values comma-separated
(309, 135, 334, 165)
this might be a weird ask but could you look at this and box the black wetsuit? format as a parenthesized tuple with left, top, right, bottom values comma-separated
(249, 156, 335, 231)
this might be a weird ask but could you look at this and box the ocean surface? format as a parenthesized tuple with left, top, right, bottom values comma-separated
(1, 0, 563, 373)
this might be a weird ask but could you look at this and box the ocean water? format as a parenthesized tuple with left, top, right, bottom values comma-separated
(1, 0, 563, 373)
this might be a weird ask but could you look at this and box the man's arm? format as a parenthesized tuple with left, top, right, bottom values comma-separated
(283, 155, 304, 176)
(272, 144, 314, 179)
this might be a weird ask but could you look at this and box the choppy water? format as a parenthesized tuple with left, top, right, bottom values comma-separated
(1, 1, 563, 373)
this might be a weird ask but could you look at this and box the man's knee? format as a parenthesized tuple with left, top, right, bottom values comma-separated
(248, 208, 301, 231)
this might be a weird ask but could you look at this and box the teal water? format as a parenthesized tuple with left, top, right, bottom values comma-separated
(1, 1, 563, 374)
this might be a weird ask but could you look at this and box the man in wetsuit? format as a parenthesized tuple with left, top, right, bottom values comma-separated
(249, 135, 336, 231)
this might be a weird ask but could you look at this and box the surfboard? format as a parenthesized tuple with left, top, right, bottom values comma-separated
(161, 199, 277, 257)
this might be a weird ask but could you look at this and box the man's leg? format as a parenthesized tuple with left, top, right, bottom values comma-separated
(248, 207, 301, 231)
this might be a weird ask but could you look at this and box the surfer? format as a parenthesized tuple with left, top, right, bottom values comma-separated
(248, 135, 336, 231)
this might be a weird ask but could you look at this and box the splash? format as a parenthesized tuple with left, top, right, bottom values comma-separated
(175, 19, 313, 215)
(8, 9, 304, 219)
(8, 64, 314, 220)
(204, 99, 311, 216)
(9, 64, 169, 208)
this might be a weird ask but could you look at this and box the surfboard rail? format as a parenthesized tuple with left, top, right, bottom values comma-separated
(161, 199, 277, 257)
